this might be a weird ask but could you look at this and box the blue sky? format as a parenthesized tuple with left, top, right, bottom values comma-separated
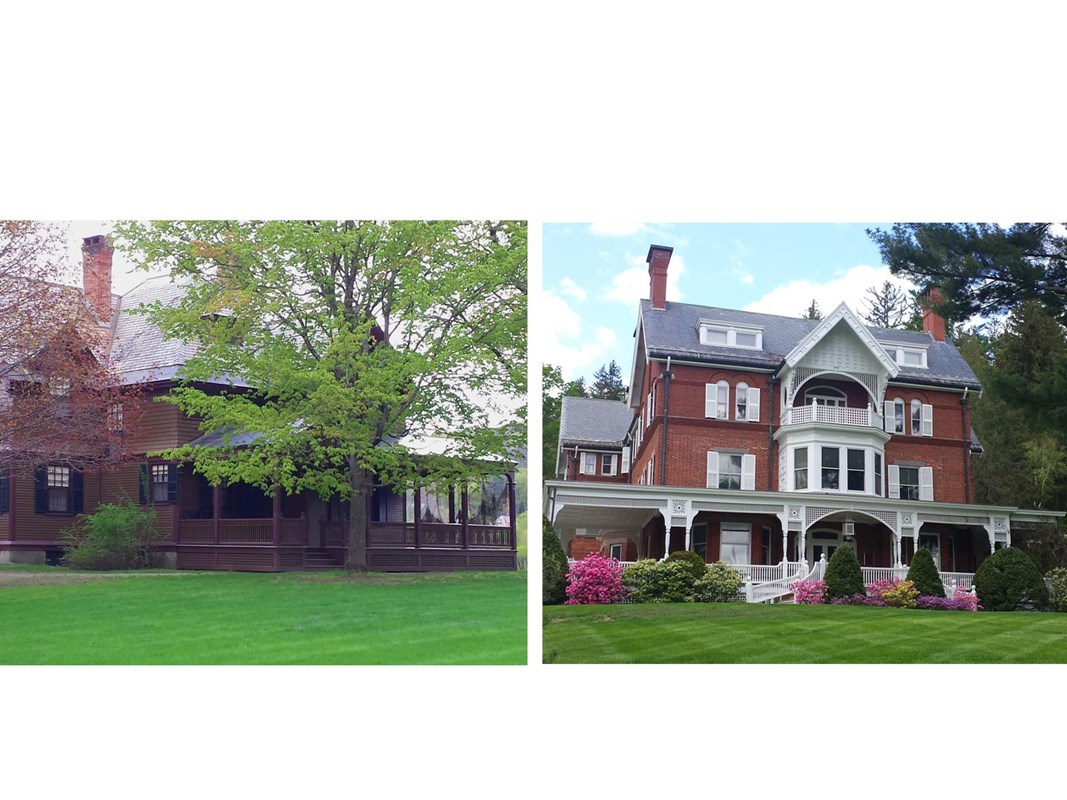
(540, 222, 918, 382)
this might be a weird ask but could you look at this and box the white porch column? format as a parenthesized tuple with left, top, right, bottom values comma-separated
(662, 526, 670, 560)
(798, 528, 807, 565)
(684, 527, 692, 551)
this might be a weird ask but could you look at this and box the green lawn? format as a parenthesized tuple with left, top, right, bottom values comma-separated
(543, 602, 1067, 663)
(0, 568, 526, 664)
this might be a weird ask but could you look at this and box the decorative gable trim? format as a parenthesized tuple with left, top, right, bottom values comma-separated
(783, 303, 900, 377)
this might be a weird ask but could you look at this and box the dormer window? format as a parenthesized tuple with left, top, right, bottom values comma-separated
(699, 320, 763, 350)
(885, 345, 928, 368)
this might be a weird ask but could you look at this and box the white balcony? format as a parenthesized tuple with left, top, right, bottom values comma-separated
(782, 402, 883, 429)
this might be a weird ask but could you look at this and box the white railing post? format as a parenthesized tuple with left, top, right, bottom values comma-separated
(744, 581, 754, 603)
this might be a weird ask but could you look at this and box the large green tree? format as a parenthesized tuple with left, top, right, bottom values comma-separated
(114, 220, 526, 571)
(589, 359, 627, 401)
(867, 223, 1067, 326)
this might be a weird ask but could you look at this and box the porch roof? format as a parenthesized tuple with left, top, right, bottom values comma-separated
(544, 480, 1063, 533)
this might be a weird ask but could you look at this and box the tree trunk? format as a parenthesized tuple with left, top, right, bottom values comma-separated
(346, 457, 370, 571)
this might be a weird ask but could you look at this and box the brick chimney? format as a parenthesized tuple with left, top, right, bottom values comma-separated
(646, 244, 673, 310)
(81, 235, 114, 323)
(921, 287, 946, 342)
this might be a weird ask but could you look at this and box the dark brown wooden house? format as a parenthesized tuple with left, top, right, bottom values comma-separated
(0, 236, 518, 572)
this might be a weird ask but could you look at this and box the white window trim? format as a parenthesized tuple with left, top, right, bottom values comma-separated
(736, 383, 761, 423)
(699, 320, 764, 350)
(720, 522, 752, 565)
(579, 452, 596, 475)
(804, 385, 847, 407)
(601, 453, 618, 476)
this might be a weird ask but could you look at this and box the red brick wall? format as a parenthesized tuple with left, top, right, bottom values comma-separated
(568, 537, 600, 560)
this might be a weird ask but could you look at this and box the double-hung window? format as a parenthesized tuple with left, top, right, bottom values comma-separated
(793, 447, 809, 490)
(720, 522, 751, 565)
(707, 451, 756, 491)
(601, 453, 617, 476)
(898, 466, 920, 500)
(821, 448, 840, 490)
(580, 452, 596, 475)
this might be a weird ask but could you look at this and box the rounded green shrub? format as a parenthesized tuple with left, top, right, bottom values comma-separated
(974, 546, 1049, 611)
(666, 549, 708, 583)
(692, 562, 743, 603)
(823, 546, 865, 599)
(907, 546, 945, 598)
(542, 516, 568, 605)
(622, 558, 698, 603)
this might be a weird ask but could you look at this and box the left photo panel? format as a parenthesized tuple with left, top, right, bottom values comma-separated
(0, 220, 528, 664)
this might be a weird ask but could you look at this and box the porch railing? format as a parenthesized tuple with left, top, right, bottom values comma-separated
(367, 521, 512, 549)
(179, 517, 307, 545)
(783, 403, 882, 429)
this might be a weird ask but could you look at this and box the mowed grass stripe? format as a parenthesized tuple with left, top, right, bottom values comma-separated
(0, 571, 526, 664)
(543, 603, 1067, 663)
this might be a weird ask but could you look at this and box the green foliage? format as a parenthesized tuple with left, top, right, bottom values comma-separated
(114, 221, 527, 570)
(589, 360, 627, 401)
(542, 363, 592, 480)
(622, 559, 699, 603)
(823, 547, 865, 599)
(868, 223, 1067, 325)
(881, 579, 920, 608)
(62, 500, 159, 570)
(665, 550, 708, 584)
(691, 562, 743, 603)
(907, 547, 945, 598)
(542, 516, 568, 605)
(974, 546, 1049, 611)
(1047, 567, 1067, 613)
(1011, 523, 1067, 573)
(800, 299, 822, 320)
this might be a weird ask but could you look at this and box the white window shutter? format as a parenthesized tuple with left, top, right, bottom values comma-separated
(741, 454, 756, 491)
(747, 388, 761, 422)
(921, 404, 933, 437)
(705, 384, 717, 418)
(919, 467, 934, 501)
(706, 451, 719, 489)
(621, 446, 631, 474)
(883, 402, 894, 433)
(608, 454, 617, 476)
(888, 465, 900, 499)
(646, 391, 653, 425)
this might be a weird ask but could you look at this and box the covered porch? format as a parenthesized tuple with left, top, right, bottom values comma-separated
(173, 468, 518, 572)
(546, 481, 1060, 602)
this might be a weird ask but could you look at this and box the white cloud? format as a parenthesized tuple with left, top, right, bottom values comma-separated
(743, 264, 917, 319)
(558, 277, 587, 302)
(604, 253, 686, 305)
(589, 222, 648, 237)
(537, 290, 611, 380)
(595, 326, 617, 348)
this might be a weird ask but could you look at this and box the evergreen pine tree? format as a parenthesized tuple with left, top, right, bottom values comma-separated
(907, 546, 945, 598)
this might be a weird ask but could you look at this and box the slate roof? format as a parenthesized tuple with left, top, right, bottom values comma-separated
(559, 396, 633, 448)
(109, 275, 200, 384)
(639, 299, 982, 390)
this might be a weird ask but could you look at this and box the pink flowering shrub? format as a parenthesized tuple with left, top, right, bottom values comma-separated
(791, 579, 826, 605)
(565, 553, 627, 605)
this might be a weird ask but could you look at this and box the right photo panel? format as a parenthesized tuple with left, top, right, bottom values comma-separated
(542, 222, 1067, 664)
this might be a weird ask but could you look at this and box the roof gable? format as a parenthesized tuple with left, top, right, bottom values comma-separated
(784, 302, 900, 377)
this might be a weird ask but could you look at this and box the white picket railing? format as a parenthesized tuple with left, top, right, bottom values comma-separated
(746, 561, 810, 604)
(783, 403, 882, 429)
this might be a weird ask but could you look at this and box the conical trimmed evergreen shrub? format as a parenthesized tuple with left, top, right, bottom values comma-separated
(542, 516, 569, 605)
(824, 546, 865, 599)
(907, 546, 945, 598)
(974, 546, 1049, 611)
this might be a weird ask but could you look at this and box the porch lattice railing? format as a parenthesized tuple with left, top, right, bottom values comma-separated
(783, 403, 883, 429)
